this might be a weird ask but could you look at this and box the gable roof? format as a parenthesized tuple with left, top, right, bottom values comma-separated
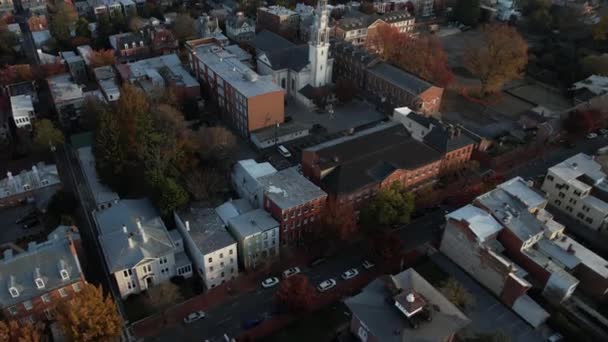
(368, 63, 433, 95)
(251, 30, 295, 53)
(263, 45, 310, 71)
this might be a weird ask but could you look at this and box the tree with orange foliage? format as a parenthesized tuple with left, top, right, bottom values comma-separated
(320, 200, 357, 241)
(0, 320, 43, 342)
(0, 64, 35, 86)
(89, 49, 116, 68)
(463, 24, 528, 96)
(276, 275, 316, 312)
(367, 24, 453, 87)
(27, 15, 48, 32)
(39, 62, 66, 78)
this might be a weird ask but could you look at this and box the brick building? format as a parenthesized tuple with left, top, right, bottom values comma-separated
(332, 41, 443, 114)
(392, 107, 475, 175)
(186, 40, 285, 138)
(109, 32, 151, 63)
(258, 167, 327, 245)
(0, 226, 86, 323)
(256, 6, 299, 36)
(301, 121, 442, 212)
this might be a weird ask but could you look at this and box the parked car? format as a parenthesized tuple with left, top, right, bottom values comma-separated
(282, 267, 301, 279)
(22, 218, 40, 229)
(546, 333, 563, 342)
(317, 279, 337, 292)
(362, 260, 375, 270)
(341, 268, 359, 280)
(586, 132, 598, 139)
(183, 310, 206, 324)
(261, 277, 279, 288)
(242, 318, 263, 329)
(278, 145, 292, 158)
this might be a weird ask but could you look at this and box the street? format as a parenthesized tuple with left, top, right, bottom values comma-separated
(146, 211, 446, 341)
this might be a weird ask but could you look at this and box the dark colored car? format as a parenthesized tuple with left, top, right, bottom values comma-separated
(22, 218, 40, 229)
(242, 318, 263, 329)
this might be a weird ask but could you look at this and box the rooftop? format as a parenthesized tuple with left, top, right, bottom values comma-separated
(498, 177, 547, 211)
(251, 121, 311, 142)
(228, 208, 279, 239)
(215, 199, 254, 225)
(548, 233, 608, 278)
(344, 269, 470, 342)
(93, 66, 120, 101)
(96, 199, 175, 273)
(251, 30, 295, 53)
(116, 54, 198, 89)
(191, 43, 282, 98)
(258, 5, 297, 17)
(368, 62, 433, 95)
(47, 74, 84, 104)
(76, 147, 120, 208)
(572, 75, 608, 96)
(305, 122, 442, 194)
(549, 153, 608, 195)
(258, 167, 327, 209)
(0, 163, 61, 200)
(447, 205, 503, 243)
(0, 228, 82, 308)
(176, 205, 237, 255)
(10, 95, 34, 118)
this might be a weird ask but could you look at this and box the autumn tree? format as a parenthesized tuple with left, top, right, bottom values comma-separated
(27, 15, 48, 32)
(184, 167, 226, 202)
(0, 320, 43, 342)
(276, 275, 315, 312)
(145, 282, 183, 322)
(360, 1, 376, 14)
(454, 0, 480, 26)
(172, 14, 196, 42)
(0, 22, 17, 58)
(593, 15, 608, 41)
(197, 126, 237, 162)
(360, 182, 415, 230)
(580, 54, 608, 77)
(49, 2, 77, 45)
(55, 284, 122, 342)
(463, 24, 528, 96)
(563, 110, 607, 134)
(89, 49, 116, 67)
(75, 17, 92, 39)
(320, 200, 357, 241)
(39, 62, 66, 78)
(440, 278, 475, 311)
(33, 119, 64, 152)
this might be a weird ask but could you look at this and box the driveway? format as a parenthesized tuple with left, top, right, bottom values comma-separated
(0, 204, 42, 245)
(430, 253, 545, 342)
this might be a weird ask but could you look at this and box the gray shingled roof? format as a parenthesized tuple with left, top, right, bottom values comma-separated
(228, 209, 279, 239)
(345, 269, 470, 342)
(0, 230, 83, 308)
(258, 167, 327, 209)
(251, 30, 294, 53)
(176, 206, 237, 255)
(368, 63, 432, 95)
(264, 45, 310, 72)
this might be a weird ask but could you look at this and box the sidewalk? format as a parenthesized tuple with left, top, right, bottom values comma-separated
(130, 249, 315, 338)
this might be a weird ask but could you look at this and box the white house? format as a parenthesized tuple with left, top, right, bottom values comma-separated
(541, 153, 608, 232)
(76, 147, 119, 211)
(226, 12, 256, 42)
(95, 199, 192, 298)
(10, 95, 35, 129)
(226, 209, 280, 270)
(174, 205, 238, 289)
(232, 159, 278, 207)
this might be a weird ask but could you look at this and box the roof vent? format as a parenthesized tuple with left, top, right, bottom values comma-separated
(406, 293, 415, 303)
(572, 162, 578, 169)
(3, 249, 13, 260)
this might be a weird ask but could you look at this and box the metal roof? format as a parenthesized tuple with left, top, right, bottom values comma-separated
(176, 205, 237, 256)
(368, 62, 433, 95)
(447, 205, 503, 243)
(228, 209, 279, 239)
(258, 167, 327, 209)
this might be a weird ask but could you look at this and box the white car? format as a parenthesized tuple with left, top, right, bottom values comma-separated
(599, 128, 608, 135)
(341, 268, 359, 280)
(278, 145, 292, 158)
(282, 267, 301, 279)
(546, 333, 563, 342)
(183, 310, 206, 324)
(261, 277, 279, 288)
(586, 133, 598, 139)
(317, 279, 337, 292)
(362, 260, 375, 270)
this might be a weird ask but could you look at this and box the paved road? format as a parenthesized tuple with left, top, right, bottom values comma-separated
(146, 211, 447, 341)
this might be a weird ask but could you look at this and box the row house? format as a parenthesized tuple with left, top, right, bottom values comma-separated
(301, 121, 442, 213)
(331, 41, 443, 114)
(1, 226, 85, 323)
(186, 40, 284, 138)
(541, 153, 608, 232)
(232, 160, 327, 245)
(109, 32, 151, 63)
(256, 5, 300, 37)
(332, 10, 415, 46)
(226, 208, 280, 270)
(174, 205, 238, 289)
(393, 107, 475, 175)
(10, 95, 35, 129)
(95, 199, 193, 298)
(0, 163, 61, 209)
(86, 0, 136, 18)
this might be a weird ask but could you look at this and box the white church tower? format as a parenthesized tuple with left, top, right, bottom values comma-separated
(308, 0, 331, 87)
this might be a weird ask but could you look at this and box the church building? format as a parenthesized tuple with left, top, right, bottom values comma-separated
(251, 0, 334, 108)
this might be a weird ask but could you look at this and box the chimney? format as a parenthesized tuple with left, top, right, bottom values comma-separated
(132, 42, 136, 48)
(567, 243, 574, 254)
(122, 225, 128, 234)
(140, 40, 144, 47)
(406, 293, 415, 303)
(53, 233, 59, 240)
(31, 165, 40, 185)
(128, 233, 135, 248)
(3, 249, 13, 260)
(185, 220, 191, 232)
(124, 43, 129, 50)
(28, 241, 37, 251)
(137, 219, 148, 243)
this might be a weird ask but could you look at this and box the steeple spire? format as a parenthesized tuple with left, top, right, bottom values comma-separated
(308, 0, 331, 87)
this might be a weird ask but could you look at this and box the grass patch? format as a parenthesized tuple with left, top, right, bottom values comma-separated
(414, 259, 449, 287)
(261, 303, 350, 342)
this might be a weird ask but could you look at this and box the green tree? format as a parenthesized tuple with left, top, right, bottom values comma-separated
(360, 182, 415, 229)
(580, 54, 608, 76)
(49, 2, 77, 44)
(454, 0, 480, 26)
(96, 13, 113, 48)
(75, 17, 92, 39)
(33, 119, 64, 152)
(55, 284, 122, 342)
(144, 282, 183, 323)
(112, 11, 127, 33)
(439, 278, 475, 311)
(172, 14, 196, 42)
(0, 22, 17, 57)
(94, 104, 127, 191)
(151, 177, 189, 216)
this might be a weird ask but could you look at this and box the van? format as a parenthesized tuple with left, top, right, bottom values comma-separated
(278, 145, 291, 158)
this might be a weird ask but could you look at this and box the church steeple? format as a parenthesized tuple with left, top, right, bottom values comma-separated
(308, 0, 331, 87)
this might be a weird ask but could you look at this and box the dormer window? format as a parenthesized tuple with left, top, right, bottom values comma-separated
(35, 278, 45, 289)
(60, 269, 69, 281)
(9, 287, 19, 298)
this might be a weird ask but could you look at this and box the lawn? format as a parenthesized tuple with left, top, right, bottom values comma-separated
(261, 303, 351, 342)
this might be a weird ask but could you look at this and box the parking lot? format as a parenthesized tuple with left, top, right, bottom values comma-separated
(0, 204, 44, 246)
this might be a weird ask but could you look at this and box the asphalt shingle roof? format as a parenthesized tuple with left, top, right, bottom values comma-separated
(251, 30, 295, 53)
(368, 62, 432, 95)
